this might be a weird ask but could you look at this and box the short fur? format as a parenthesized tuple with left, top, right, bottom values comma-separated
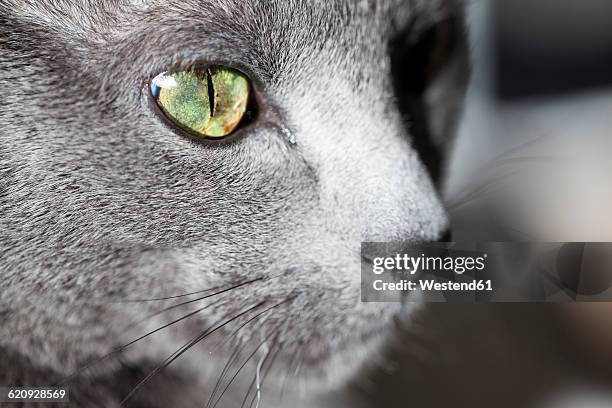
(0, 1, 467, 407)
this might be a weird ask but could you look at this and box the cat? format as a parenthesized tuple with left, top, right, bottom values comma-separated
(0, 0, 468, 406)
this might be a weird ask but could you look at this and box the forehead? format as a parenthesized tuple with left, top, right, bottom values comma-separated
(1, 0, 460, 97)
(7, 0, 453, 40)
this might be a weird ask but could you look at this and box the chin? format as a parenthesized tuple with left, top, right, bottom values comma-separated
(274, 303, 414, 394)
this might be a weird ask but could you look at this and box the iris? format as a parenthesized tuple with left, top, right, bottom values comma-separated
(151, 67, 250, 139)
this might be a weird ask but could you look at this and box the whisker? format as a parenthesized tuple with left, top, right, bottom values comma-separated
(444, 128, 566, 210)
(210, 337, 268, 408)
(57, 297, 226, 386)
(116, 285, 224, 302)
(124, 278, 261, 330)
(246, 344, 280, 408)
(461, 124, 565, 181)
(119, 278, 260, 308)
(119, 301, 266, 407)
(253, 338, 270, 408)
(57, 279, 262, 385)
(208, 295, 294, 355)
(480, 133, 555, 168)
(205, 298, 292, 408)
(446, 169, 521, 210)
(212, 296, 295, 408)
(292, 351, 306, 379)
(491, 155, 562, 167)
(241, 376, 258, 408)
(280, 345, 303, 399)
(206, 343, 246, 408)
(211, 325, 282, 408)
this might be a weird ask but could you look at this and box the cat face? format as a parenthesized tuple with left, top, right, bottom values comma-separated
(0, 0, 466, 394)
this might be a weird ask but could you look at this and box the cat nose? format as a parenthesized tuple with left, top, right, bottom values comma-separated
(437, 228, 452, 242)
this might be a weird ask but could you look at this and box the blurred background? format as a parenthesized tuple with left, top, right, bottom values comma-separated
(447, 0, 612, 242)
(348, 1, 612, 407)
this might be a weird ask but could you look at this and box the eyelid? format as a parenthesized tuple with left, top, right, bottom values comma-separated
(144, 60, 290, 147)
(144, 57, 268, 94)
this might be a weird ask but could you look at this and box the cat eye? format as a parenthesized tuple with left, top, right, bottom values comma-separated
(150, 67, 251, 139)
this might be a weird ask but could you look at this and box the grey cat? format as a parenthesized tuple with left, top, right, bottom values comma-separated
(0, 0, 467, 407)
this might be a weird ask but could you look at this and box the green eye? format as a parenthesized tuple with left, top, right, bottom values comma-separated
(150, 67, 251, 139)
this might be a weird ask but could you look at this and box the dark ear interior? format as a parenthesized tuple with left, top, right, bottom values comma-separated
(390, 16, 469, 185)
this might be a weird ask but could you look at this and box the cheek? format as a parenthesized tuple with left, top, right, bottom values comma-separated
(60, 126, 319, 246)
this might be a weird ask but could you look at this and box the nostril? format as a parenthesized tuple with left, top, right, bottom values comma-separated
(438, 228, 452, 242)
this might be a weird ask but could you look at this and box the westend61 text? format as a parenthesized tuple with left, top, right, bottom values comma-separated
(373, 279, 494, 292)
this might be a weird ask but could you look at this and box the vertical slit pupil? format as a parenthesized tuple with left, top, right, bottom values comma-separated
(206, 69, 215, 117)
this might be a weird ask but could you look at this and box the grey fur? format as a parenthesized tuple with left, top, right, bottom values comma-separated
(0, 1, 467, 406)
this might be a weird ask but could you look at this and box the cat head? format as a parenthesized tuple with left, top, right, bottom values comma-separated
(0, 0, 467, 391)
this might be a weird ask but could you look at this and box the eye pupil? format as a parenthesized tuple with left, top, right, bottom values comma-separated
(150, 67, 251, 139)
(206, 69, 215, 118)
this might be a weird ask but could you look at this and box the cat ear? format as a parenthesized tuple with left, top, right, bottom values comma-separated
(390, 14, 469, 185)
